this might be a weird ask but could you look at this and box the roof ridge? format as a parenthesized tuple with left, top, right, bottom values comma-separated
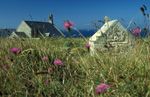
(24, 20, 50, 23)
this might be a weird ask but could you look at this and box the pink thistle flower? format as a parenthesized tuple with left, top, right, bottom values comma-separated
(75, 57, 79, 61)
(42, 57, 48, 61)
(48, 68, 52, 72)
(133, 29, 141, 34)
(95, 83, 110, 94)
(85, 44, 91, 48)
(64, 22, 74, 29)
(3, 64, 10, 70)
(3, 65, 7, 69)
(10, 48, 20, 54)
(64, 20, 74, 33)
(85, 44, 91, 52)
(54, 60, 63, 66)
(45, 79, 50, 85)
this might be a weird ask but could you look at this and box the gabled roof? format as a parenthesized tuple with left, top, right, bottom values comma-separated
(0, 29, 15, 37)
(15, 32, 29, 38)
(24, 21, 65, 37)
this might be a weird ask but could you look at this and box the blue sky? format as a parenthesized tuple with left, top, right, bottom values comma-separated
(0, 0, 150, 30)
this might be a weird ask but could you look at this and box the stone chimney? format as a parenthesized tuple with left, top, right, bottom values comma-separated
(49, 13, 53, 25)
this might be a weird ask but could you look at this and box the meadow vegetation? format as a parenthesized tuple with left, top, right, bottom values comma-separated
(0, 36, 150, 97)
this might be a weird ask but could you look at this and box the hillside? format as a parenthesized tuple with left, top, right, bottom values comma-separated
(0, 37, 150, 96)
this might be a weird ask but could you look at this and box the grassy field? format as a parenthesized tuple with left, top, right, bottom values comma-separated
(0, 37, 150, 97)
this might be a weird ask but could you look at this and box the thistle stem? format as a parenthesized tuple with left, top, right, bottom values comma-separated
(70, 27, 87, 42)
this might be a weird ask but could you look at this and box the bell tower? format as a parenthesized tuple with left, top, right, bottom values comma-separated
(49, 13, 53, 25)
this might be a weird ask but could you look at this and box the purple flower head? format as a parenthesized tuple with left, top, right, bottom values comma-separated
(64, 21, 74, 29)
(64, 20, 74, 32)
(75, 57, 79, 61)
(42, 57, 48, 61)
(133, 29, 141, 34)
(10, 48, 20, 54)
(48, 68, 52, 72)
(45, 79, 50, 85)
(3, 64, 10, 70)
(3, 65, 7, 69)
(85, 44, 91, 48)
(54, 60, 63, 66)
(95, 83, 110, 94)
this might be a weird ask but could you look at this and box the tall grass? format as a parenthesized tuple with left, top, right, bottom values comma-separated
(0, 36, 150, 97)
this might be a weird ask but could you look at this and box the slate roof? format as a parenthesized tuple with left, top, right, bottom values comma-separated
(0, 29, 15, 37)
(24, 21, 65, 37)
(15, 32, 29, 38)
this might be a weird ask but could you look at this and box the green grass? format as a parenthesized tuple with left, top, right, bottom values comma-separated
(0, 37, 150, 97)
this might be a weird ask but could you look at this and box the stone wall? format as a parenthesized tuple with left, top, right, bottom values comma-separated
(16, 21, 32, 38)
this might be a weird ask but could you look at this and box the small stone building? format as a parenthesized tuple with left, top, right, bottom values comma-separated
(0, 29, 15, 37)
(89, 19, 134, 55)
(10, 14, 65, 38)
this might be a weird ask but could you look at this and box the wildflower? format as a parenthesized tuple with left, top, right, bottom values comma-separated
(42, 57, 48, 61)
(3, 64, 10, 70)
(8, 57, 13, 62)
(64, 20, 74, 36)
(85, 44, 91, 48)
(45, 79, 50, 85)
(133, 29, 141, 34)
(10, 48, 20, 54)
(64, 20, 74, 29)
(85, 44, 91, 52)
(3, 65, 7, 69)
(75, 57, 79, 61)
(54, 60, 63, 66)
(95, 83, 110, 94)
(48, 68, 52, 72)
